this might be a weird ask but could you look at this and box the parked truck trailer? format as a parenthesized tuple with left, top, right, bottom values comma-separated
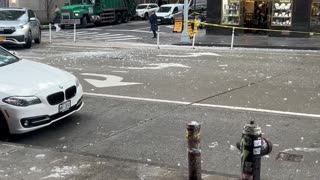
(60, 0, 137, 28)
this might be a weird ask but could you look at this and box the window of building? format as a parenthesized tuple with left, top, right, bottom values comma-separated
(271, 0, 293, 26)
(221, 0, 240, 25)
(311, 0, 320, 26)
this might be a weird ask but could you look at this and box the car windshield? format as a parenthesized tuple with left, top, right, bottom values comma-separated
(0, 10, 26, 21)
(158, 7, 172, 13)
(70, 0, 92, 4)
(0, 48, 19, 67)
(137, 5, 148, 9)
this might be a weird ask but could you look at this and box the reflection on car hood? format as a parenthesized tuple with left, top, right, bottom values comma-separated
(156, 12, 170, 17)
(0, 21, 24, 27)
(0, 60, 75, 96)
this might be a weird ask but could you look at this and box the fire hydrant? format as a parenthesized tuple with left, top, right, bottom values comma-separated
(237, 121, 272, 180)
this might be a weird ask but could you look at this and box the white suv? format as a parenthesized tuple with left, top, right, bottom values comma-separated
(135, 3, 159, 20)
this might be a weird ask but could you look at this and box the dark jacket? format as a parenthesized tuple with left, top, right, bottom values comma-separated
(53, 8, 61, 23)
(149, 14, 158, 31)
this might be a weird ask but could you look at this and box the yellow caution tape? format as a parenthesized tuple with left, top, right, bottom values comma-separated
(185, 20, 320, 36)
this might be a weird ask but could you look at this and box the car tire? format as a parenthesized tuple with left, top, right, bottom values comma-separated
(81, 16, 88, 28)
(23, 31, 32, 49)
(144, 13, 149, 20)
(170, 18, 174, 24)
(34, 28, 41, 44)
(0, 112, 10, 141)
(116, 12, 122, 24)
(122, 12, 128, 23)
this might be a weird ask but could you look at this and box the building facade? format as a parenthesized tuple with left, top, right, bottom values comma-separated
(207, 0, 320, 37)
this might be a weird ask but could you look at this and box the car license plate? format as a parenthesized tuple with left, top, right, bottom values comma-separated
(0, 37, 6, 41)
(59, 100, 71, 113)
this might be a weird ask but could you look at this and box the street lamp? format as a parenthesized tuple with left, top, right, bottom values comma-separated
(180, 0, 190, 43)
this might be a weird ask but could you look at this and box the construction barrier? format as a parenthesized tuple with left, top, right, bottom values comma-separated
(173, 17, 183, 33)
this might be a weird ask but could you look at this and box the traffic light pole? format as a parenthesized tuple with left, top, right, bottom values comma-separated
(180, 0, 190, 43)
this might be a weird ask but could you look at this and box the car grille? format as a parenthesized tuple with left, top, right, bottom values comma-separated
(47, 92, 64, 105)
(0, 27, 16, 34)
(65, 86, 77, 100)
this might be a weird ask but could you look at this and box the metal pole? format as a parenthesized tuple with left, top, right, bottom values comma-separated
(187, 121, 201, 180)
(180, 0, 190, 43)
(231, 27, 235, 49)
(157, 27, 160, 49)
(74, 24, 76, 43)
(192, 33, 196, 49)
(49, 23, 52, 43)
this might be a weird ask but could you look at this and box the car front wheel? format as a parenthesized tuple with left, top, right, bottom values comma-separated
(23, 31, 32, 48)
(0, 113, 10, 141)
(35, 29, 41, 44)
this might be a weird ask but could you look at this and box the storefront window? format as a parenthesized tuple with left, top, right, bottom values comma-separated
(311, 0, 320, 26)
(271, 0, 292, 26)
(221, 0, 241, 25)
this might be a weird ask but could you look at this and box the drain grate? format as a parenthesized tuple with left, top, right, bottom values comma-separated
(276, 152, 303, 163)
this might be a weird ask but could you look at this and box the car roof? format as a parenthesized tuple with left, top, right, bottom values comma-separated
(138, 3, 158, 6)
(0, 7, 28, 11)
(160, 3, 184, 7)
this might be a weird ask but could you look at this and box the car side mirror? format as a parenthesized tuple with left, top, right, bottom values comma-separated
(9, 51, 19, 57)
(29, 17, 36, 21)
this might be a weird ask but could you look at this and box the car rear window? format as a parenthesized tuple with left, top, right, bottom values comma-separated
(0, 48, 19, 67)
(0, 10, 26, 21)
(137, 5, 148, 9)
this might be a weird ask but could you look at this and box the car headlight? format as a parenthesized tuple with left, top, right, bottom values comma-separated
(74, 13, 79, 17)
(3, 96, 41, 107)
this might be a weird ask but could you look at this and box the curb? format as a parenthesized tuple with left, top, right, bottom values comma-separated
(173, 42, 320, 50)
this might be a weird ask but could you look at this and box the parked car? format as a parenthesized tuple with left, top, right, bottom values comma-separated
(0, 46, 83, 140)
(135, 3, 159, 20)
(156, 3, 185, 24)
(0, 8, 41, 48)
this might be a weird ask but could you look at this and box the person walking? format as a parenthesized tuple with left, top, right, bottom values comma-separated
(53, 5, 61, 32)
(149, 11, 158, 38)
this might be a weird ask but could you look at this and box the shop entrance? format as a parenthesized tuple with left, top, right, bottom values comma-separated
(244, 0, 270, 33)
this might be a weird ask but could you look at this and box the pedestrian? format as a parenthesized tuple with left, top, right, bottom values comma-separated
(53, 5, 61, 32)
(149, 11, 158, 38)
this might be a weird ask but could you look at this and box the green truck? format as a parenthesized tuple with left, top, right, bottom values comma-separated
(60, 0, 137, 28)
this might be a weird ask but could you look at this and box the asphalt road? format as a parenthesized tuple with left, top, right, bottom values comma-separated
(7, 41, 320, 179)
(42, 20, 187, 45)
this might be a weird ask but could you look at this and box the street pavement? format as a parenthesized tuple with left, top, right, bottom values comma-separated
(2, 17, 320, 179)
(41, 20, 183, 45)
(2, 40, 319, 180)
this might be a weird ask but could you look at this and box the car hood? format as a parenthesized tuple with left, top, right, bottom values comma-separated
(0, 60, 75, 96)
(0, 21, 26, 27)
(156, 12, 171, 17)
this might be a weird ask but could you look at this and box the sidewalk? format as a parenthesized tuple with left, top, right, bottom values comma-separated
(0, 143, 237, 180)
(181, 34, 320, 50)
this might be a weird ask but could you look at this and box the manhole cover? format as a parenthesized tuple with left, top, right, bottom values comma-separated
(276, 152, 303, 163)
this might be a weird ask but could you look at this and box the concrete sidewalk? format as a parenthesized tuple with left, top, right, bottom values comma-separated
(0, 143, 237, 180)
(178, 34, 320, 50)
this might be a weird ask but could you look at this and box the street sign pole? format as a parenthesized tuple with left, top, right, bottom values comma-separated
(180, 0, 190, 43)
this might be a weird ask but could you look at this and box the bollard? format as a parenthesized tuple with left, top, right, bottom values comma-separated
(49, 23, 52, 43)
(237, 121, 272, 180)
(157, 31, 160, 49)
(74, 24, 76, 43)
(192, 33, 196, 49)
(187, 121, 201, 180)
(231, 27, 235, 49)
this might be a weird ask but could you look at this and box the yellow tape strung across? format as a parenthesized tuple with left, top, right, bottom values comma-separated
(186, 20, 320, 35)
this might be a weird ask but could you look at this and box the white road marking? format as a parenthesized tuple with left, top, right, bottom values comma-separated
(112, 63, 190, 70)
(105, 37, 141, 41)
(157, 52, 222, 58)
(81, 73, 142, 88)
(83, 92, 320, 118)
